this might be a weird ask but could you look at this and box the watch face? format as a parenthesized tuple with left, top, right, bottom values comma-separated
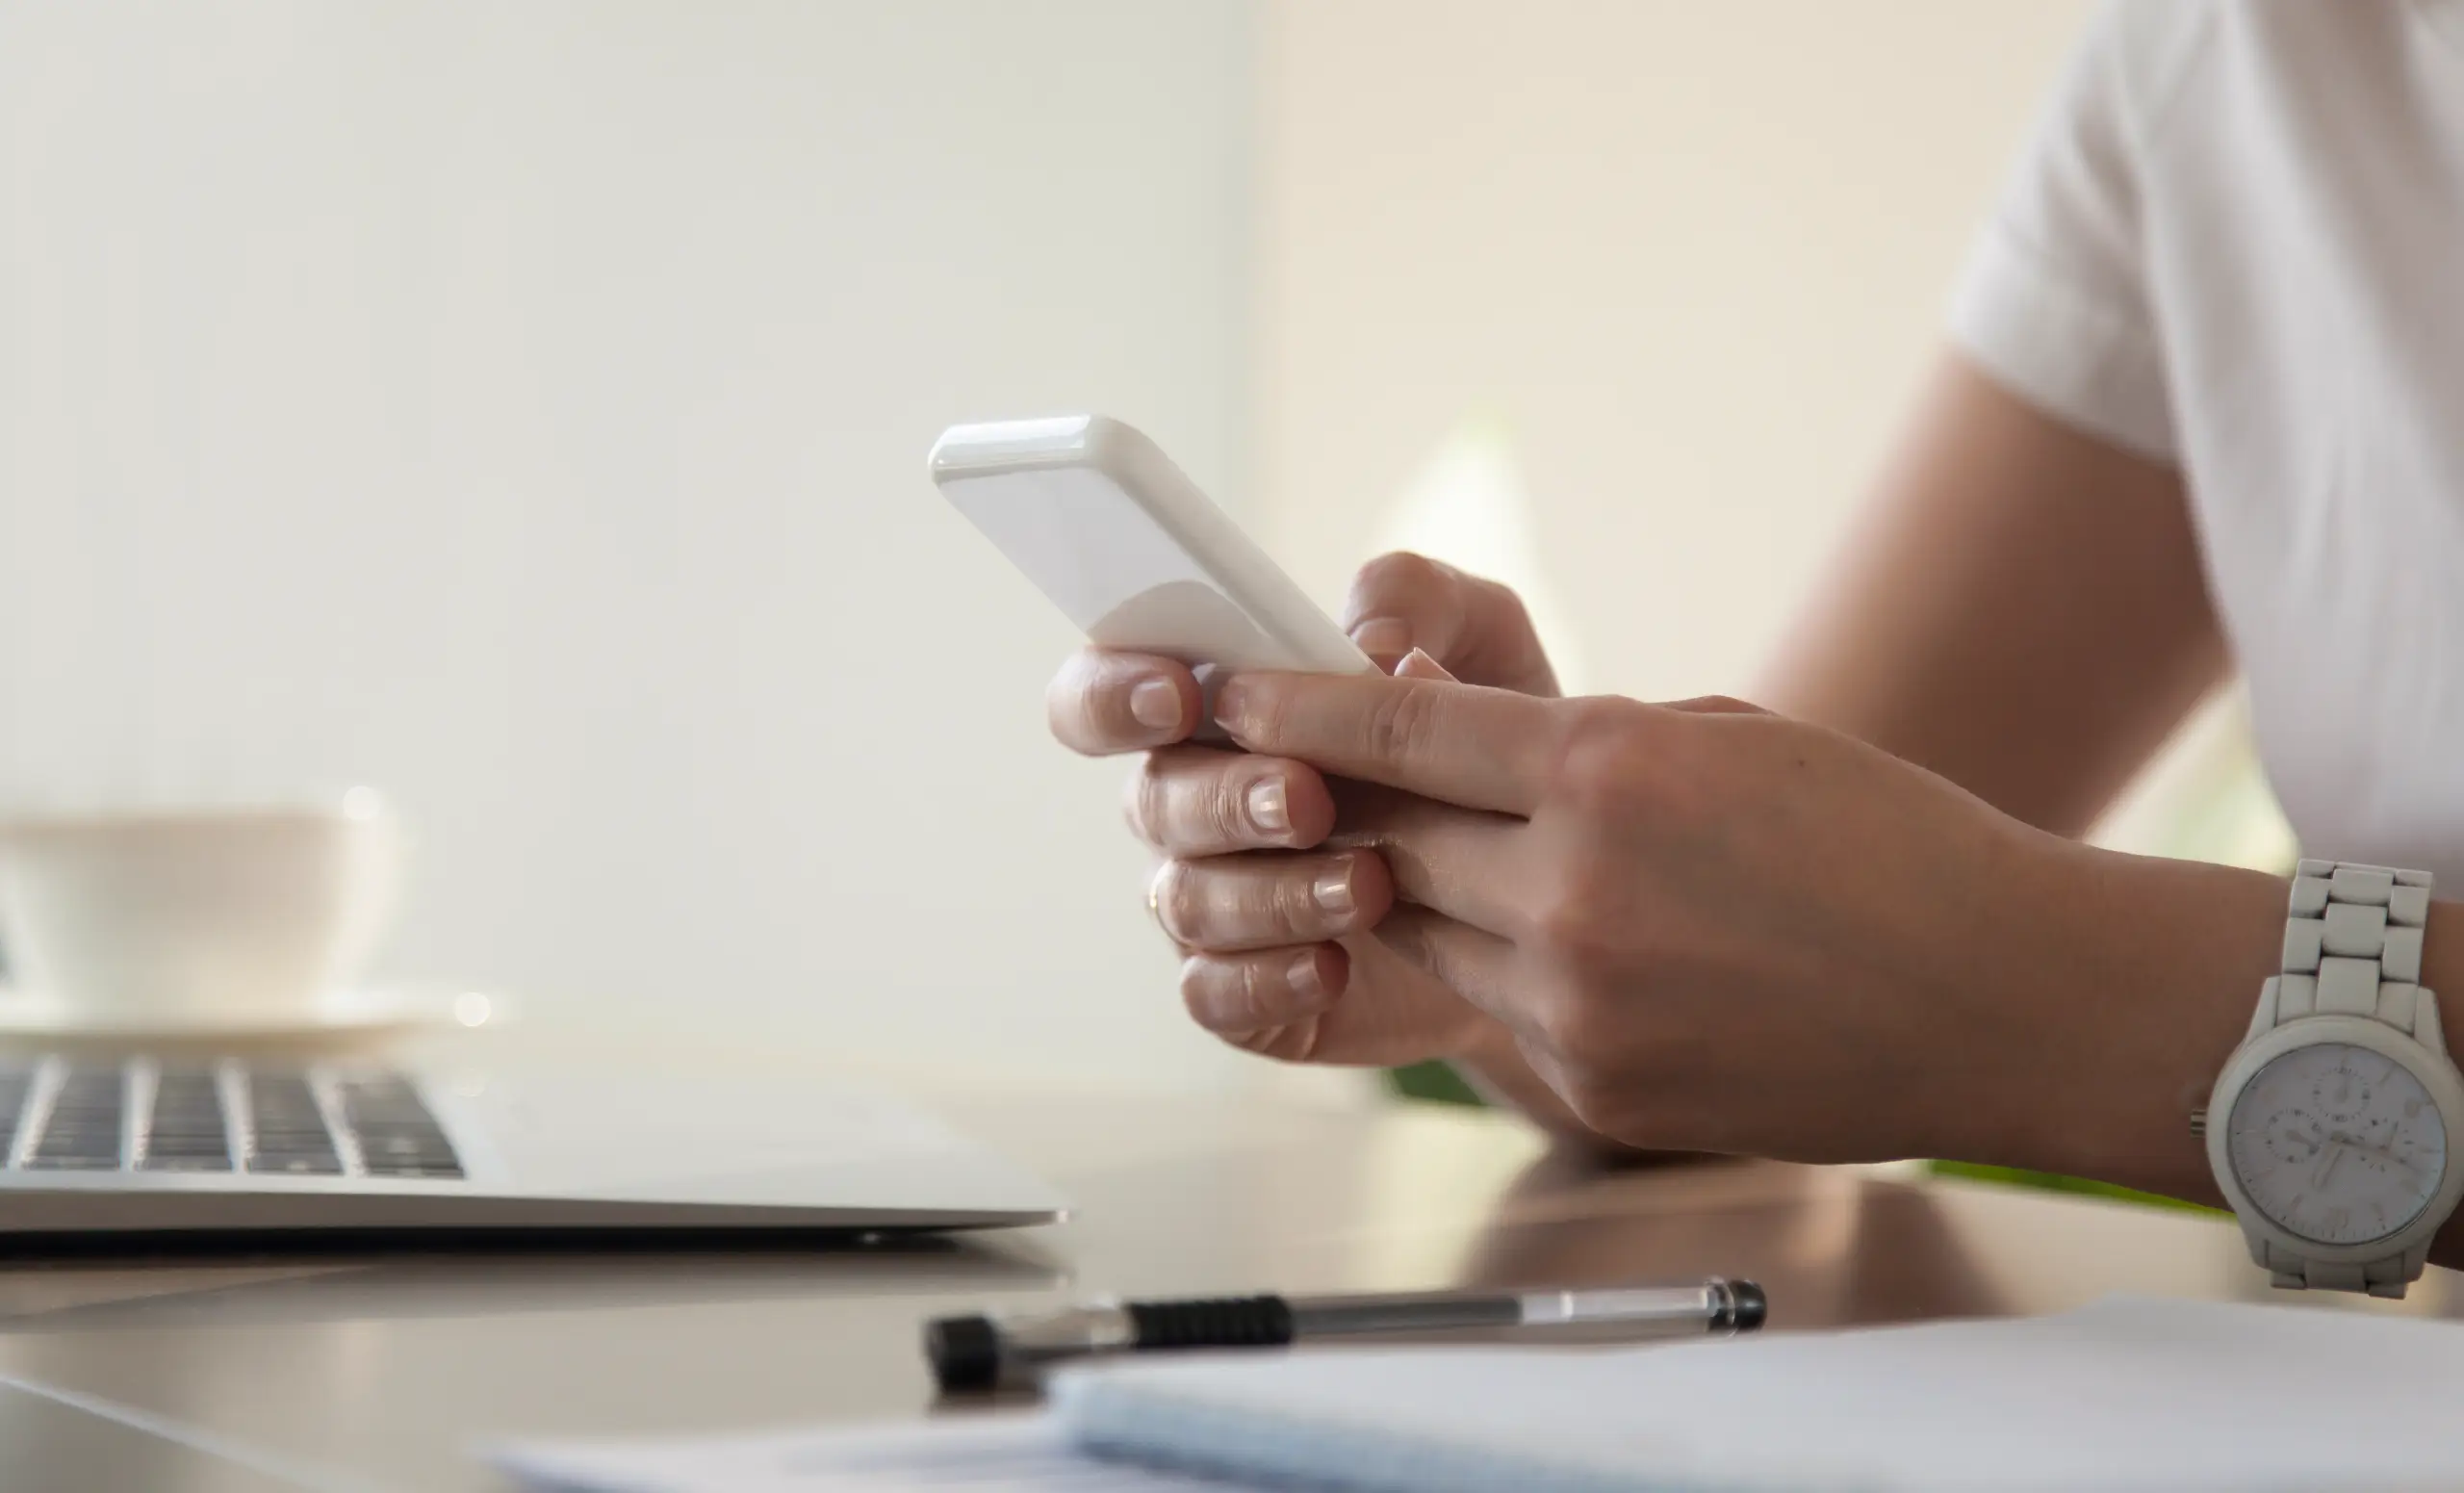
(2226, 1042, 2449, 1247)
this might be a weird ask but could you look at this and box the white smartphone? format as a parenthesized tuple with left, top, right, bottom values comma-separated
(928, 415, 1376, 679)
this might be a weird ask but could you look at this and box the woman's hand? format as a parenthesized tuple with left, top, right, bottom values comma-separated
(1046, 555, 1592, 1119)
(1206, 665, 2281, 1165)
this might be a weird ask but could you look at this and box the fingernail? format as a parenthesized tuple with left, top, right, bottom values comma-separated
(1287, 948, 1325, 1002)
(1395, 646, 1452, 681)
(1211, 677, 1249, 732)
(1350, 617, 1411, 660)
(1312, 867, 1354, 914)
(1246, 777, 1290, 835)
(1129, 677, 1182, 731)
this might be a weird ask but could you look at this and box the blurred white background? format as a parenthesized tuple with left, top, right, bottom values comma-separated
(0, 0, 1251, 1088)
(4, 1, 2262, 1093)
(1255, 0, 2092, 699)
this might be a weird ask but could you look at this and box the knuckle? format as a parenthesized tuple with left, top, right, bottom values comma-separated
(1557, 1069, 1636, 1138)
(1527, 987, 1604, 1057)
(1527, 894, 1609, 968)
(1127, 753, 1272, 854)
(1494, 580, 1535, 630)
(1519, 849, 1633, 973)
(1364, 682, 1444, 764)
(1354, 550, 1450, 604)
(1375, 910, 1436, 977)
(1549, 703, 1656, 817)
(1236, 955, 1268, 1024)
(1199, 772, 1256, 848)
(1469, 572, 1535, 630)
(1157, 860, 1330, 951)
(1525, 1023, 1636, 1132)
(1233, 675, 1296, 749)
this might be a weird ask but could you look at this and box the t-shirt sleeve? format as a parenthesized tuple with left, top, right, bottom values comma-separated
(1948, 1, 2178, 462)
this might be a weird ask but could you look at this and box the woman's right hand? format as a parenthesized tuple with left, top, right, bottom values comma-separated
(1046, 553, 1595, 1132)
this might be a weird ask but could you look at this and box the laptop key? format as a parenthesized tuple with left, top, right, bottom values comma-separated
(334, 1073, 462, 1179)
(140, 1070, 232, 1171)
(237, 1069, 346, 1174)
(0, 1070, 33, 1155)
(29, 1068, 124, 1169)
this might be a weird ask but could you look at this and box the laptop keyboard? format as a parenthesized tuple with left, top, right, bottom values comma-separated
(0, 1059, 464, 1181)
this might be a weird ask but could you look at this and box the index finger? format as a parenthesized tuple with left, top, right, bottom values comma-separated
(1211, 670, 1562, 817)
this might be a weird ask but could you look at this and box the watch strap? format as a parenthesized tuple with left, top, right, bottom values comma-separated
(2254, 1239, 2426, 1298)
(2264, 859, 2432, 1028)
(2244, 858, 2437, 1299)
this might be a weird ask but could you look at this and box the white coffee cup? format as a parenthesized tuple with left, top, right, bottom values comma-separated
(0, 790, 404, 1022)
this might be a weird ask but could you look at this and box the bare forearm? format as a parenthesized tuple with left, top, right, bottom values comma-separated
(1960, 837, 2464, 1272)
(1960, 838, 2280, 1197)
(1758, 353, 2227, 837)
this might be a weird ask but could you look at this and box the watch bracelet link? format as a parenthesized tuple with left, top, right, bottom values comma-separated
(2251, 858, 2435, 1297)
(2256, 1244, 2411, 1295)
(2269, 859, 2430, 1026)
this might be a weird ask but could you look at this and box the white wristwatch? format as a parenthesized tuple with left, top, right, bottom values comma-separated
(2203, 859, 2464, 1298)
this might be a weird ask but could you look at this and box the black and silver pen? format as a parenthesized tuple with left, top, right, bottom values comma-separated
(925, 1276, 1763, 1391)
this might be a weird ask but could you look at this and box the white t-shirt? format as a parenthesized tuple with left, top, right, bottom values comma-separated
(1949, 0, 2464, 880)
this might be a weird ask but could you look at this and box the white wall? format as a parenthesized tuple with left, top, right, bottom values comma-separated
(1257, 0, 2094, 703)
(0, 1, 2129, 1094)
(0, 2, 1257, 1089)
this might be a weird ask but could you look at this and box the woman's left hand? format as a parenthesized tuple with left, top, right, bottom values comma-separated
(1210, 657, 2125, 1164)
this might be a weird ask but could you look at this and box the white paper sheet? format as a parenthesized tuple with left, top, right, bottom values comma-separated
(490, 1414, 1219, 1493)
(1055, 1295, 2464, 1491)
(494, 1297, 2464, 1492)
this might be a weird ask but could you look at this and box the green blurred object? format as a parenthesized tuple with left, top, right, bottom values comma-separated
(1382, 1074, 2220, 1216)
(1386, 1060, 1484, 1107)
(1926, 1159, 2224, 1215)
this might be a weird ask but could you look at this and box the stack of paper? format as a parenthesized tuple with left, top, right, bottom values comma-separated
(494, 1297, 2464, 1491)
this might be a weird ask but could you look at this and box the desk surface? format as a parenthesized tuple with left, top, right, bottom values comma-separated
(0, 1068, 2455, 1490)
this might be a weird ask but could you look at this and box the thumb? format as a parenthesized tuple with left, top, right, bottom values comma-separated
(1392, 646, 1459, 682)
(1342, 553, 1557, 696)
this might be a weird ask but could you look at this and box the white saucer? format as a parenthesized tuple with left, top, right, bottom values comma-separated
(0, 985, 504, 1043)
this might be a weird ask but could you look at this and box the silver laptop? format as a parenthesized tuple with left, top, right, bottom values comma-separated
(0, 1054, 1065, 1237)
